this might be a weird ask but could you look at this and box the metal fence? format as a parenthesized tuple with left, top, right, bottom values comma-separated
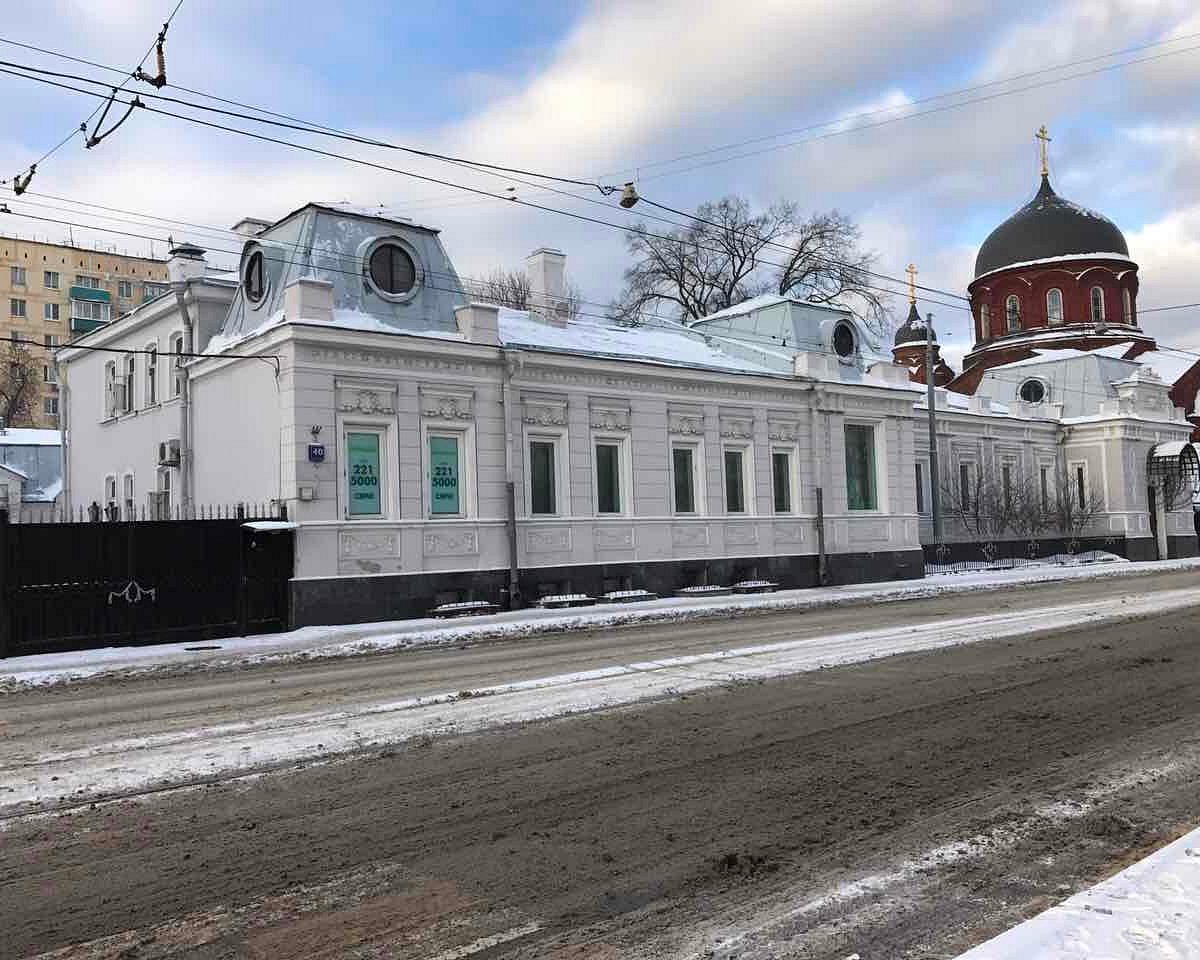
(2, 500, 285, 524)
(923, 537, 1126, 575)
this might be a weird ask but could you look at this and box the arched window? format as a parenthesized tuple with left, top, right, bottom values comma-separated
(1090, 286, 1105, 323)
(1046, 288, 1064, 326)
(978, 303, 990, 340)
(1005, 295, 1021, 332)
(1123, 288, 1134, 324)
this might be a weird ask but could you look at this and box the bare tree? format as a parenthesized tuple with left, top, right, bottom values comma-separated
(1050, 473, 1105, 548)
(0, 342, 37, 427)
(611, 196, 890, 334)
(776, 210, 888, 336)
(940, 471, 1019, 544)
(468, 268, 582, 322)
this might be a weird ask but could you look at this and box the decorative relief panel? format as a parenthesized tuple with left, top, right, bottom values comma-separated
(522, 394, 568, 427)
(419, 385, 474, 421)
(525, 526, 572, 553)
(723, 523, 759, 546)
(339, 530, 400, 559)
(336, 378, 398, 416)
(852, 521, 891, 541)
(422, 529, 479, 557)
(767, 419, 800, 442)
(668, 404, 705, 436)
(594, 524, 635, 550)
(589, 400, 631, 432)
(671, 525, 710, 548)
(719, 413, 754, 439)
(773, 522, 806, 544)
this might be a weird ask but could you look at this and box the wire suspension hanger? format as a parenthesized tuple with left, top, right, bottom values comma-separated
(85, 89, 143, 148)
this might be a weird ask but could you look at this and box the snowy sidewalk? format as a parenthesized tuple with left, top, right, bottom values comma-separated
(3, 555, 1199, 689)
(954, 824, 1200, 959)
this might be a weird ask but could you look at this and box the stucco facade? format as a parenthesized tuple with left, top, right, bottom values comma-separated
(57, 202, 1197, 628)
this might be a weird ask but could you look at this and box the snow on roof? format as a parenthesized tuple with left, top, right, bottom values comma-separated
(0, 428, 61, 447)
(1124, 347, 1199, 385)
(497, 308, 774, 374)
(973, 252, 1135, 283)
(994, 348, 1106, 370)
(0, 461, 28, 480)
(307, 202, 441, 233)
(689, 294, 792, 324)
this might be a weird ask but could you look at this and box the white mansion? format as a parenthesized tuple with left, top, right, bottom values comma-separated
(56, 198, 1198, 626)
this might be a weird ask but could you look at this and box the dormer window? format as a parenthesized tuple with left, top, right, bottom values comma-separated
(832, 321, 856, 359)
(367, 242, 417, 299)
(1090, 286, 1105, 323)
(243, 250, 266, 304)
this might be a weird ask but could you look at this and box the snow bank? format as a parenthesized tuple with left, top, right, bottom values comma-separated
(954, 824, 1200, 959)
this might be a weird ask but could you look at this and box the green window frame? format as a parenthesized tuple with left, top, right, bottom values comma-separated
(529, 440, 557, 515)
(845, 424, 877, 511)
(346, 430, 383, 518)
(724, 449, 746, 513)
(772, 451, 792, 513)
(595, 442, 621, 514)
(429, 435, 461, 516)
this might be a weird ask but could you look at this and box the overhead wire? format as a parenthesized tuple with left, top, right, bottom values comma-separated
(0, 200, 973, 317)
(0, 0, 185, 190)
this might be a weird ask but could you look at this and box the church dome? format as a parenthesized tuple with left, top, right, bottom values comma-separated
(893, 301, 936, 346)
(974, 175, 1129, 278)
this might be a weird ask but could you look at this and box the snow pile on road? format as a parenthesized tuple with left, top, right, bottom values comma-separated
(954, 824, 1200, 959)
(4, 556, 1200, 690)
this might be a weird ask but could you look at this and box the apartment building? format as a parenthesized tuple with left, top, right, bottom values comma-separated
(1, 235, 169, 428)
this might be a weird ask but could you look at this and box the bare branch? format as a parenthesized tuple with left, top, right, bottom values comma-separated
(0, 343, 38, 427)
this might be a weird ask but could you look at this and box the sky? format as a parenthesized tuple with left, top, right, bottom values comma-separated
(3, 0, 1200, 371)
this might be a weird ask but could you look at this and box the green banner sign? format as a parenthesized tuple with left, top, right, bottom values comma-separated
(347, 432, 382, 516)
(429, 436, 460, 515)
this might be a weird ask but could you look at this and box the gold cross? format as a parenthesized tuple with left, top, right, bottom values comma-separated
(1036, 125, 1052, 177)
(906, 263, 918, 305)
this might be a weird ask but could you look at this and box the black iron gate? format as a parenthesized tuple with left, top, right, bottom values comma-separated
(0, 516, 294, 658)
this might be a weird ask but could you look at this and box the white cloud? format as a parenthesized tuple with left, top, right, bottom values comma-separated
(1126, 205, 1200, 350)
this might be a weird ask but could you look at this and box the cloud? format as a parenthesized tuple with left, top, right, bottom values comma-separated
(1126, 204, 1200, 350)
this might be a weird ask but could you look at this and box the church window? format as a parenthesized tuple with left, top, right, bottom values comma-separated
(1123, 288, 1134, 324)
(367, 242, 418, 299)
(1005, 295, 1021, 332)
(1019, 378, 1046, 403)
(1090, 286, 1105, 323)
(1046, 289, 1064, 326)
(978, 304, 990, 340)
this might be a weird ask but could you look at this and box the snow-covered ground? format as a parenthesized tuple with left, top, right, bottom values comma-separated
(4, 586, 1198, 817)
(953, 824, 1200, 959)
(3, 556, 1199, 690)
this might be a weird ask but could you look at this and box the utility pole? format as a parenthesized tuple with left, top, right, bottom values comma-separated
(925, 312, 943, 541)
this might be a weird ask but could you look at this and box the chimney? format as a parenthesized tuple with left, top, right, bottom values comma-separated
(167, 242, 208, 284)
(526, 247, 567, 326)
(231, 217, 272, 238)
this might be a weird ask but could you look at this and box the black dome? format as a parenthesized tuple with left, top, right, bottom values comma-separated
(974, 175, 1129, 278)
(893, 301, 936, 346)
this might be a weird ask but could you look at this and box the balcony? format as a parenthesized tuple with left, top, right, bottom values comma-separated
(69, 286, 110, 303)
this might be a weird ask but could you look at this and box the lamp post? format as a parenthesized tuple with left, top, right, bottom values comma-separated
(925, 312, 943, 541)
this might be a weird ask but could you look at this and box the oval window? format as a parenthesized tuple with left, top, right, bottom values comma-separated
(243, 250, 266, 304)
(1019, 378, 1046, 403)
(832, 321, 856, 359)
(368, 243, 417, 297)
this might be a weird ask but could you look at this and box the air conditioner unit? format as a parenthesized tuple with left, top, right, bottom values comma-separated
(158, 439, 180, 467)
